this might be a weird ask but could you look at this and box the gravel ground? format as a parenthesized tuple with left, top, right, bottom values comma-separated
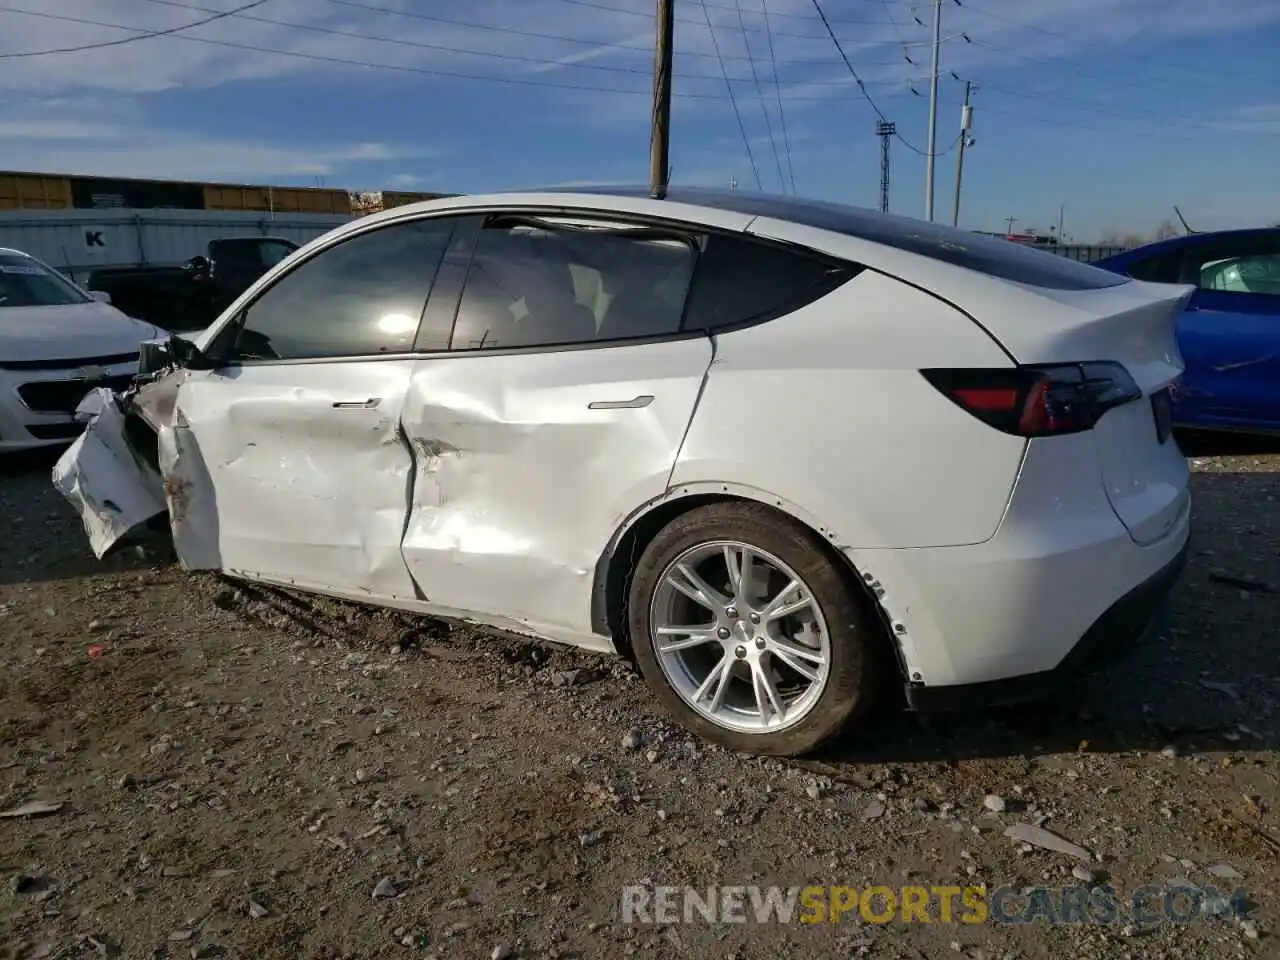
(1, 435, 1278, 960)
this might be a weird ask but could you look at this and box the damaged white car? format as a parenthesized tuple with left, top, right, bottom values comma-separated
(55, 188, 1193, 756)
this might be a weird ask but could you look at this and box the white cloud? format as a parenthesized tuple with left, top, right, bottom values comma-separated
(0, 102, 439, 184)
(1214, 103, 1280, 135)
(1, 0, 1274, 101)
(0, 0, 1275, 190)
(385, 172, 428, 188)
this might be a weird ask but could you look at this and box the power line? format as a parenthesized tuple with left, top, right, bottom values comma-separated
(0, 4, 922, 100)
(961, 36, 1280, 128)
(965, 34, 1271, 100)
(979, 102, 1205, 143)
(734, 0, 787, 193)
(876, 0, 919, 65)
(949, 73, 1280, 138)
(961, 2, 1276, 86)
(936, 85, 1211, 144)
(761, 0, 798, 193)
(7, 0, 1244, 147)
(964, 36, 1182, 89)
(927, 75, 1252, 144)
(143, 0, 672, 81)
(136, 0, 929, 89)
(322, 0, 914, 69)
(807, 0, 931, 156)
(696, 0, 762, 189)
(552, 0, 974, 49)
(556, 0, 903, 31)
(0, 0, 264, 58)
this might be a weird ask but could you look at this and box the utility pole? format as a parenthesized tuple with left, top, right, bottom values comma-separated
(876, 120, 895, 213)
(923, 0, 943, 221)
(950, 81, 973, 227)
(1003, 215, 1018, 236)
(649, 0, 675, 199)
(1057, 203, 1065, 240)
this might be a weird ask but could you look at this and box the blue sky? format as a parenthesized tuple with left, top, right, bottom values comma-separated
(1, 0, 1277, 240)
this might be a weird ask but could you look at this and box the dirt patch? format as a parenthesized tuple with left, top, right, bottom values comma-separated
(2, 440, 1278, 958)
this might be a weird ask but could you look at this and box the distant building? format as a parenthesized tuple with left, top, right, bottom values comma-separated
(1, 170, 450, 216)
(973, 228, 1058, 246)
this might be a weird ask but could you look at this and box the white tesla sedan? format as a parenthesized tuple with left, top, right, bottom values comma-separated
(0, 247, 160, 451)
(53, 189, 1193, 756)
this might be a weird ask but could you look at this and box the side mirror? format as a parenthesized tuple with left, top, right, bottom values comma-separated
(184, 255, 211, 279)
(170, 334, 216, 370)
(89, 290, 112, 304)
(139, 334, 216, 375)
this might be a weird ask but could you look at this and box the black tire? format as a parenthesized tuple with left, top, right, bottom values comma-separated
(627, 501, 883, 757)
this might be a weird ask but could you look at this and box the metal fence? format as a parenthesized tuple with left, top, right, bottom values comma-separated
(0, 208, 353, 283)
(1044, 244, 1129, 263)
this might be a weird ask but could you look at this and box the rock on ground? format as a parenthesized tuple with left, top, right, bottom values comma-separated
(1, 440, 1278, 958)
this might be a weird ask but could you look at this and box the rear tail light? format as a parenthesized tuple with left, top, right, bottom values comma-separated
(922, 362, 1142, 437)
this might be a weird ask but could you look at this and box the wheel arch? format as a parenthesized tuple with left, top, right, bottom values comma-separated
(591, 482, 906, 681)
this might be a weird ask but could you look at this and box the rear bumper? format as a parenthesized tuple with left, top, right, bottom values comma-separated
(842, 422, 1192, 705)
(903, 528, 1189, 711)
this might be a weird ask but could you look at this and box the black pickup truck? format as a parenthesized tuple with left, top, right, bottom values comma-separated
(87, 236, 299, 332)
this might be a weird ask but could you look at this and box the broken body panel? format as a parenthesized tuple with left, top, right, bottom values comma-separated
(54, 332, 713, 654)
(54, 190, 1192, 692)
(52, 387, 167, 557)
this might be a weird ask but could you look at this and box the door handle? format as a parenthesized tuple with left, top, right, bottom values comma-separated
(332, 398, 381, 409)
(587, 395, 654, 410)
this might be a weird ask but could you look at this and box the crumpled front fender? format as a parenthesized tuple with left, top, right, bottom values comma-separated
(52, 387, 168, 558)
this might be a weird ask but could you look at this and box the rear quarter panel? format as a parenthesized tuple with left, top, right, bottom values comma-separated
(670, 269, 1028, 549)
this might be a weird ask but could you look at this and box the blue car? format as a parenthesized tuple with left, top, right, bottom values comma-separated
(1093, 228, 1280, 434)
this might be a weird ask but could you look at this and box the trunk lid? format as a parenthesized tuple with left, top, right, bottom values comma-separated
(985, 278, 1193, 392)
(989, 279, 1194, 546)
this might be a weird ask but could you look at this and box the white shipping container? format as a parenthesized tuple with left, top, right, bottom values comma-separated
(0, 208, 354, 283)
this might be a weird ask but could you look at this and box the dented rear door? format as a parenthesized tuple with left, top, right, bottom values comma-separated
(398, 211, 719, 643)
(399, 341, 711, 642)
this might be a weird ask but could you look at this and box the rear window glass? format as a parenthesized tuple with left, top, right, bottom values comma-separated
(674, 192, 1129, 291)
(552, 188, 1130, 292)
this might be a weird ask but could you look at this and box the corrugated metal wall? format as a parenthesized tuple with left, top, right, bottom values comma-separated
(0, 208, 353, 283)
(3, 170, 356, 214)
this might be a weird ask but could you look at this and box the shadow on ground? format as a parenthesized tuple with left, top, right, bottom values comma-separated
(3, 435, 1279, 770)
(1176, 428, 1280, 457)
(818, 464, 1280, 765)
(0, 445, 169, 587)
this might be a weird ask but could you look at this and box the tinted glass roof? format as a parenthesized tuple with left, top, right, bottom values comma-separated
(540, 186, 1128, 291)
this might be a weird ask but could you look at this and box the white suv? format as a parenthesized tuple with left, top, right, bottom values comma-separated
(55, 189, 1192, 756)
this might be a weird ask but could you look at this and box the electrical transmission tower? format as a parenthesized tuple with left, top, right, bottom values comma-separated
(876, 121, 896, 213)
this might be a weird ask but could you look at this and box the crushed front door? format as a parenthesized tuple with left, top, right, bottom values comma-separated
(168, 360, 423, 601)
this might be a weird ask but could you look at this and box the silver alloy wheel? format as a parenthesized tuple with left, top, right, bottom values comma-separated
(649, 540, 833, 734)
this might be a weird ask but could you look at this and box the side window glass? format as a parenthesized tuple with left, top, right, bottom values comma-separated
(682, 234, 857, 330)
(212, 241, 258, 272)
(231, 218, 455, 361)
(259, 241, 295, 268)
(1126, 253, 1179, 283)
(450, 219, 697, 350)
(1197, 253, 1280, 296)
